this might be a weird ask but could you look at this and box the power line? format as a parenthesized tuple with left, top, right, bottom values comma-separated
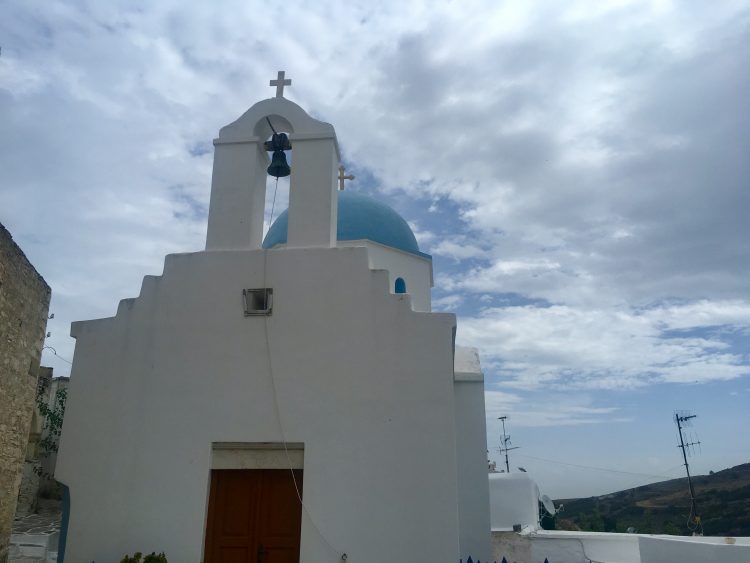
(42, 346, 72, 365)
(515, 453, 679, 480)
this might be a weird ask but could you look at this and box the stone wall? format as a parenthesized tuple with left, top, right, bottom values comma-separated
(0, 222, 50, 563)
(14, 461, 41, 516)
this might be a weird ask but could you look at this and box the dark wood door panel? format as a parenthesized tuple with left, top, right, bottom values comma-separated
(257, 470, 303, 563)
(220, 470, 258, 537)
(218, 547, 251, 563)
(205, 468, 302, 563)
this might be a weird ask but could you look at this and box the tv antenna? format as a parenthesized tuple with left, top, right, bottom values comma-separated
(675, 411, 703, 535)
(498, 416, 520, 473)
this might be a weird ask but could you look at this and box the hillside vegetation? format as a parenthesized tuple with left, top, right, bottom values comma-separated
(553, 463, 750, 537)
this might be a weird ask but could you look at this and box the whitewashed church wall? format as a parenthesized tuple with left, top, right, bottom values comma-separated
(205, 141, 268, 250)
(493, 528, 750, 563)
(529, 532, 640, 563)
(638, 535, 750, 563)
(56, 245, 461, 563)
(339, 240, 433, 312)
(453, 378, 491, 561)
(287, 139, 338, 248)
(490, 472, 540, 531)
(490, 531, 533, 563)
(493, 530, 641, 563)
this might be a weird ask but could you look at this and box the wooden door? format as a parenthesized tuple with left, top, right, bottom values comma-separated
(204, 469, 303, 563)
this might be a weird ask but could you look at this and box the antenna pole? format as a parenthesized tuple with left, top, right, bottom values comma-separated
(675, 412, 702, 535)
(500, 416, 510, 472)
(498, 416, 519, 473)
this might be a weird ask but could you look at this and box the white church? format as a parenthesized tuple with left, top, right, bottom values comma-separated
(56, 73, 492, 563)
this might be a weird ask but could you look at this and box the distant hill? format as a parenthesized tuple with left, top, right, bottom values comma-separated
(553, 463, 750, 537)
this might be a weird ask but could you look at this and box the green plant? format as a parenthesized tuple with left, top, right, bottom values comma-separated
(33, 384, 67, 478)
(120, 552, 168, 563)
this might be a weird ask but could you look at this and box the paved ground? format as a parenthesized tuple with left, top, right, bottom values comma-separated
(9, 499, 61, 563)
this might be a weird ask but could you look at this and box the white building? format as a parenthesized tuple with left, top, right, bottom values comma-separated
(56, 78, 491, 563)
(489, 472, 750, 563)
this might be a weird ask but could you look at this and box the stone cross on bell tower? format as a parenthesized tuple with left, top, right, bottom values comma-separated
(269, 71, 291, 98)
(205, 73, 341, 251)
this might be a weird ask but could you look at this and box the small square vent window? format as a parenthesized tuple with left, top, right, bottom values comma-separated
(243, 288, 273, 316)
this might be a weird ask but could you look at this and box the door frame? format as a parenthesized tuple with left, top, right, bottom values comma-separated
(202, 443, 304, 562)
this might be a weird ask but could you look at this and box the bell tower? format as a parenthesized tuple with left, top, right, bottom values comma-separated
(205, 72, 341, 250)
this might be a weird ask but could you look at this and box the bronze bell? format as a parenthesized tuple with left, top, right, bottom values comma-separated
(267, 150, 291, 178)
(266, 132, 292, 178)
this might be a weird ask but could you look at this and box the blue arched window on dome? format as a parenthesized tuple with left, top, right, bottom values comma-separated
(394, 277, 407, 294)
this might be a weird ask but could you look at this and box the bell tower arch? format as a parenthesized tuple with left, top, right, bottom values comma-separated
(205, 89, 340, 251)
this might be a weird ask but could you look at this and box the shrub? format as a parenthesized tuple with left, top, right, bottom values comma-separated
(120, 552, 167, 563)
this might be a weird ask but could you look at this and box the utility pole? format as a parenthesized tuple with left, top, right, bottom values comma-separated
(675, 412, 702, 535)
(498, 416, 519, 473)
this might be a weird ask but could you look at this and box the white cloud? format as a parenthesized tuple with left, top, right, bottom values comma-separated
(432, 293, 464, 311)
(3, 0, 749, 497)
(432, 239, 485, 261)
(485, 389, 624, 427)
(0, 0, 746, 384)
(458, 300, 750, 390)
(407, 222, 436, 247)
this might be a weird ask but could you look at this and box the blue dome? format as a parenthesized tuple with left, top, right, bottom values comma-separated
(263, 191, 426, 257)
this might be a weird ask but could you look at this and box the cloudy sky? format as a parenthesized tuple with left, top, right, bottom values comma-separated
(2, 0, 749, 498)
